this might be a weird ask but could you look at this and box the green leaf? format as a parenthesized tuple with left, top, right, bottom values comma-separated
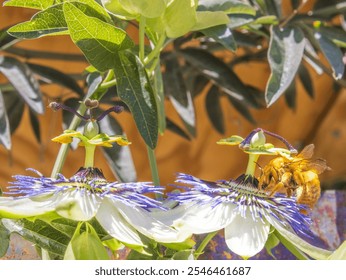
(0, 90, 11, 150)
(3, 0, 58, 10)
(180, 48, 259, 107)
(312, 2, 346, 19)
(262, 0, 282, 18)
(113, 51, 158, 149)
(284, 80, 296, 110)
(164, 56, 196, 137)
(328, 240, 346, 260)
(319, 26, 346, 48)
(28, 63, 84, 97)
(198, 0, 256, 16)
(265, 26, 305, 107)
(172, 249, 194, 260)
(2, 218, 70, 256)
(7, 4, 68, 39)
(217, 135, 244, 145)
(226, 92, 256, 124)
(298, 63, 314, 98)
(192, 11, 230, 31)
(69, 223, 110, 260)
(205, 85, 225, 134)
(63, 2, 133, 72)
(0, 220, 10, 258)
(161, 238, 195, 251)
(117, 0, 166, 18)
(201, 24, 237, 52)
(264, 229, 280, 259)
(97, 111, 137, 183)
(50, 218, 79, 238)
(0, 56, 44, 114)
(165, 117, 191, 141)
(2, 90, 25, 135)
(163, 0, 197, 38)
(314, 31, 344, 80)
(29, 109, 41, 143)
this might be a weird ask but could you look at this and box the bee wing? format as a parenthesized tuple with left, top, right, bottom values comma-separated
(307, 159, 330, 174)
(298, 144, 315, 159)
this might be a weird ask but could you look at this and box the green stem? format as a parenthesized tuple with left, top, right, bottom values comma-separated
(245, 154, 260, 177)
(144, 34, 165, 66)
(84, 145, 96, 168)
(195, 231, 219, 259)
(50, 103, 87, 178)
(138, 16, 161, 190)
(98, 79, 117, 90)
(147, 147, 161, 187)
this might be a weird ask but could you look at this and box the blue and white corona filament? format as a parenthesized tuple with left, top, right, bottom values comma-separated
(166, 173, 312, 258)
(0, 167, 187, 246)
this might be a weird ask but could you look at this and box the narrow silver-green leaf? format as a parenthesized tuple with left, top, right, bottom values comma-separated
(113, 51, 158, 149)
(205, 85, 225, 134)
(2, 90, 25, 134)
(180, 48, 259, 107)
(0, 90, 11, 150)
(265, 26, 305, 107)
(97, 111, 137, 183)
(314, 31, 344, 80)
(201, 24, 237, 52)
(0, 56, 44, 114)
(164, 56, 195, 136)
(63, 2, 133, 72)
(28, 63, 84, 97)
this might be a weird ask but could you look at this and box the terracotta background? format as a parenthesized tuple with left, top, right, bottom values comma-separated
(1, 1, 346, 191)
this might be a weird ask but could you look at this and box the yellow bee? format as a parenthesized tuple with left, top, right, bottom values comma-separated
(258, 144, 330, 210)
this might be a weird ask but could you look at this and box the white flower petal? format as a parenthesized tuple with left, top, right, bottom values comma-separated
(55, 190, 101, 221)
(0, 195, 57, 218)
(225, 210, 270, 258)
(96, 198, 143, 246)
(163, 202, 236, 234)
(114, 201, 190, 243)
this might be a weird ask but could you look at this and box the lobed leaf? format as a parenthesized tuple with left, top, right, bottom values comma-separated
(198, 0, 256, 16)
(163, 0, 197, 38)
(113, 51, 158, 149)
(7, 4, 68, 39)
(265, 26, 305, 107)
(3, 0, 58, 10)
(63, 2, 133, 72)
